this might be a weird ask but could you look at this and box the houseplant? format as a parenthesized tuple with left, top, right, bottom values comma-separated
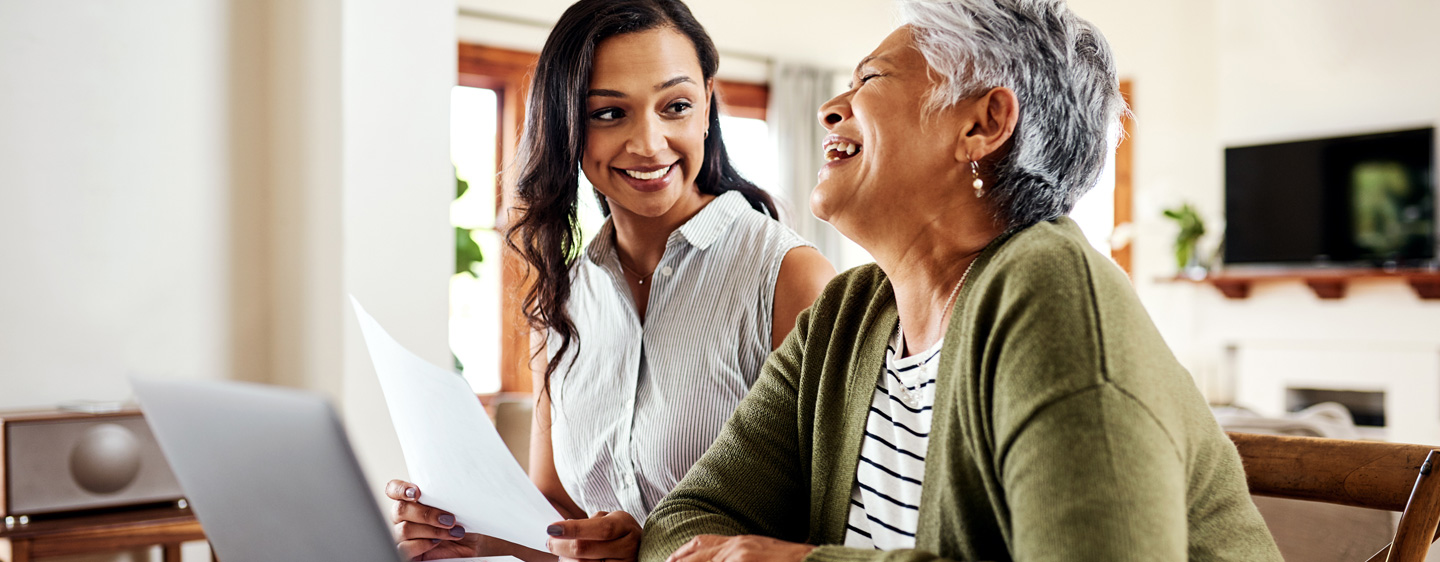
(1163, 203, 1206, 278)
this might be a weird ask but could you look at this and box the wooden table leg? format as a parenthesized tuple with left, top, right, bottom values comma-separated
(162, 542, 182, 562)
(11, 538, 31, 562)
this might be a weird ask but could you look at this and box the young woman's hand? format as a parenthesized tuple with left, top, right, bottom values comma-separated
(545, 510, 643, 562)
(666, 535, 815, 562)
(386, 479, 481, 560)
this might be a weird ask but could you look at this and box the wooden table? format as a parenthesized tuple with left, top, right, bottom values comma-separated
(0, 505, 208, 562)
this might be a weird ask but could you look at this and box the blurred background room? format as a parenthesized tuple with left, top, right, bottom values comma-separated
(1, 0, 1437, 560)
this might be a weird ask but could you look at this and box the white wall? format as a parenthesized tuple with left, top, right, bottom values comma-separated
(0, 0, 453, 559)
(1218, 0, 1440, 145)
(268, 0, 344, 399)
(0, 0, 247, 410)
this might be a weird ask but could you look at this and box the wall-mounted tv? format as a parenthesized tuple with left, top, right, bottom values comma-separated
(1224, 127, 1436, 267)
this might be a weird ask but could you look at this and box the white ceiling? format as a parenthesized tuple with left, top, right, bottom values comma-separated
(456, 0, 897, 75)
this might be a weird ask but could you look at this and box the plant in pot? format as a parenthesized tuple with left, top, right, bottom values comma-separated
(1163, 203, 1207, 279)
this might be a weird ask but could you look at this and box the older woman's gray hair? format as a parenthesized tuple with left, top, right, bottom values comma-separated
(899, 0, 1125, 230)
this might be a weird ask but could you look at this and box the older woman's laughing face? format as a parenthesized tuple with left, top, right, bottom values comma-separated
(812, 26, 1002, 250)
(811, 27, 970, 240)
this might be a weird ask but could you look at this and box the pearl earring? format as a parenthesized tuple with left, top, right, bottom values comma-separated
(970, 159, 985, 198)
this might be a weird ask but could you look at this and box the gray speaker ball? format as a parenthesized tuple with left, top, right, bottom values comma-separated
(69, 423, 143, 494)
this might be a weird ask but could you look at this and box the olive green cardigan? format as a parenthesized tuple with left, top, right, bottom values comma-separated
(638, 218, 1281, 562)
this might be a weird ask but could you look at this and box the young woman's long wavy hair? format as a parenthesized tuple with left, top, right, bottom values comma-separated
(505, 0, 777, 392)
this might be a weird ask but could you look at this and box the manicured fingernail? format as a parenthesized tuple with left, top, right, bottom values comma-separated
(438, 514, 455, 526)
(547, 524, 564, 536)
(432, 539, 441, 544)
(405, 487, 416, 499)
(450, 526, 465, 538)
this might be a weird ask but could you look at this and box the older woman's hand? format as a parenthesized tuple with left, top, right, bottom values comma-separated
(546, 510, 643, 562)
(665, 535, 815, 562)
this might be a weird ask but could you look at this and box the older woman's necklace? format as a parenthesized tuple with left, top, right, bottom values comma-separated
(897, 257, 977, 356)
(940, 257, 978, 326)
(892, 258, 978, 406)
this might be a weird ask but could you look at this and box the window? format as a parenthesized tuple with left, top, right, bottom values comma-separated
(1070, 126, 1119, 257)
(1052, 80, 1136, 273)
(456, 43, 538, 395)
(450, 85, 503, 393)
(719, 115, 781, 196)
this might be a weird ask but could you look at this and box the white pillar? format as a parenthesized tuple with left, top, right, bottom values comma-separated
(339, 0, 456, 496)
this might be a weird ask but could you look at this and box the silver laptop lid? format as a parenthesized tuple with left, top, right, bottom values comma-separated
(132, 377, 401, 562)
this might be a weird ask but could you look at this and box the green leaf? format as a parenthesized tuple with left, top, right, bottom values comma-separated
(457, 170, 470, 199)
(456, 227, 483, 275)
(1163, 203, 1207, 270)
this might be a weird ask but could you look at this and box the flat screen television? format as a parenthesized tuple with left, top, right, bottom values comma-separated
(1224, 127, 1437, 267)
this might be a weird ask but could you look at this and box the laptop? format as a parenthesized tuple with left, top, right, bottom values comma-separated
(132, 377, 402, 562)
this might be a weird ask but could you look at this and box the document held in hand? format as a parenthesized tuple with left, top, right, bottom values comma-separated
(351, 296, 562, 553)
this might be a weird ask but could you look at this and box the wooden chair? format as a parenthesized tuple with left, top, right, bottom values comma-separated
(1229, 432, 1440, 562)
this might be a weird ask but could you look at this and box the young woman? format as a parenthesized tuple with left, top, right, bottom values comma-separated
(386, 1, 835, 561)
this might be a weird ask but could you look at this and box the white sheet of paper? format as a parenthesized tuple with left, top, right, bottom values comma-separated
(351, 296, 562, 553)
(439, 558, 523, 562)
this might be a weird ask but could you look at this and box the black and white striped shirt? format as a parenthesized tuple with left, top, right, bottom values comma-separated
(844, 326, 942, 549)
(546, 191, 810, 522)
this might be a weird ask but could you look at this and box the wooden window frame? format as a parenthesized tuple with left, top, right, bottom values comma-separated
(714, 80, 768, 120)
(1113, 80, 1135, 276)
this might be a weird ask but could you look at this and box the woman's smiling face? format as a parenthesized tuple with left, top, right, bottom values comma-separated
(812, 26, 966, 236)
(582, 27, 711, 219)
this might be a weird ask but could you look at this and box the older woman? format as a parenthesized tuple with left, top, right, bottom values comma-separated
(636, 1, 1282, 561)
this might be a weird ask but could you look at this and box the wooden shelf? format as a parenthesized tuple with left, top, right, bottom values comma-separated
(1167, 268, 1440, 300)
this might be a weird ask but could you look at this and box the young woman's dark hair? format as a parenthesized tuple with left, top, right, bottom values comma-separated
(505, 0, 777, 386)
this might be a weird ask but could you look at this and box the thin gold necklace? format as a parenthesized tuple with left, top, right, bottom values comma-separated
(616, 255, 653, 285)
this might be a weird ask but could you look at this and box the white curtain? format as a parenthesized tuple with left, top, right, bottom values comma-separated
(767, 62, 846, 263)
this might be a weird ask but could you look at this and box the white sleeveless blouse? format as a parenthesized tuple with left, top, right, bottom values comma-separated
(546, 191, 810, 522)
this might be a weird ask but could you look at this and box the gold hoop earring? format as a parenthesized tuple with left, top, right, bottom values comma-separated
(970, 158, 985, 198)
